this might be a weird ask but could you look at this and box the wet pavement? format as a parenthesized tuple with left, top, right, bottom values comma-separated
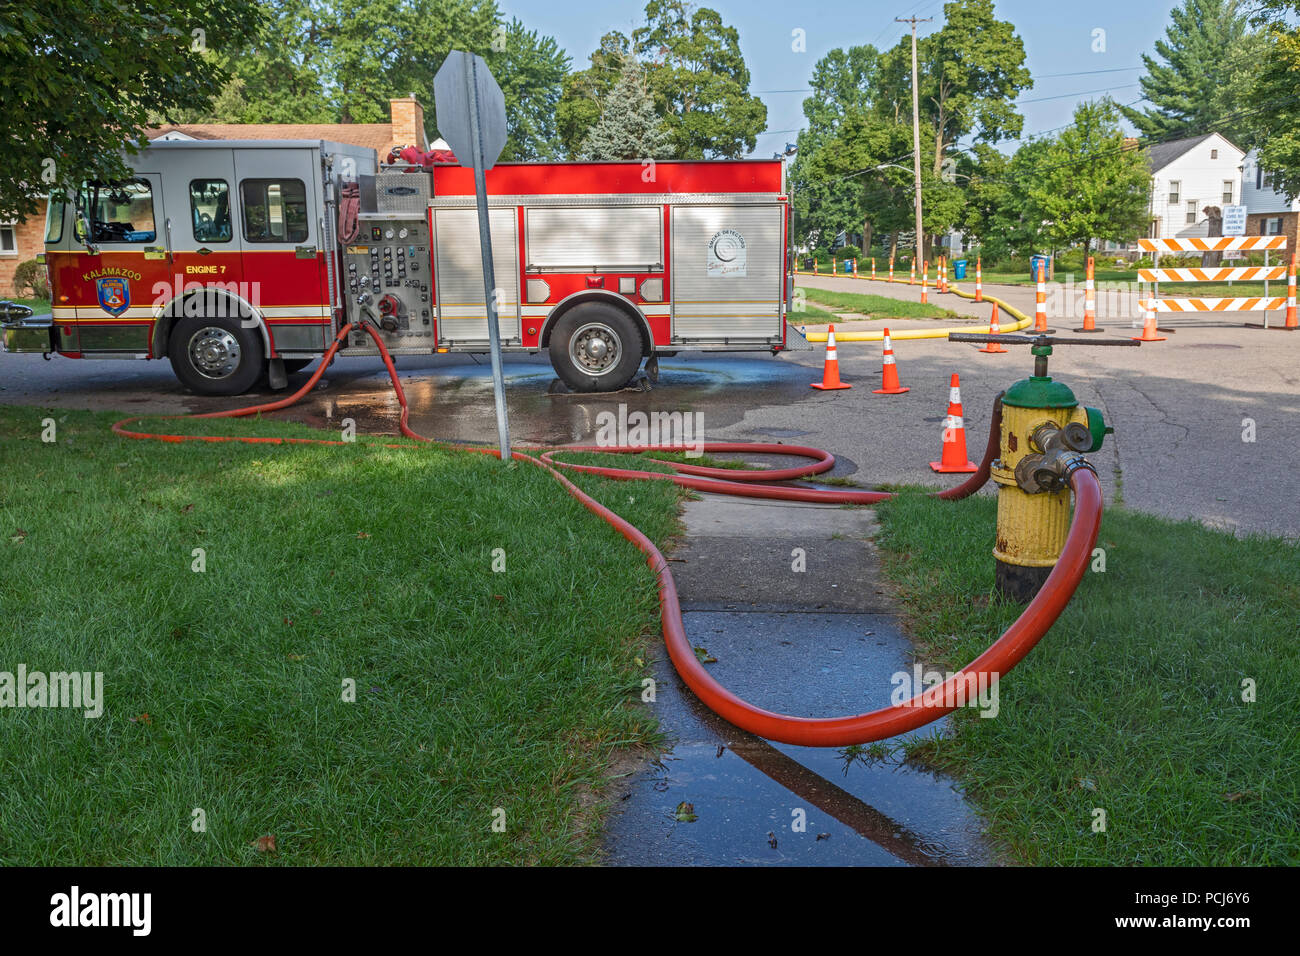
(600, 495, 997, 866)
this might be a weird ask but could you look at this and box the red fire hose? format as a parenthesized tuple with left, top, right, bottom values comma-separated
(113, 321, 1104, 747)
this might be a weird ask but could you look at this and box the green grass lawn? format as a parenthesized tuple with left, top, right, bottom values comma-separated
(0, 406, 686, 865)
(874, 490, 1299, 865)
(794, 286, 965, 321)
(788, 302, 840, 323)
(978, 269, 1279, 300)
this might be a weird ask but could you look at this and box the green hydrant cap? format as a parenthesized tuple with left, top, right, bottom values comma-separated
(1002, 375, 1079, 409)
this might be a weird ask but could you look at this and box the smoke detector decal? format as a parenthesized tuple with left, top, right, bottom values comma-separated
(707, 229, 747, 277)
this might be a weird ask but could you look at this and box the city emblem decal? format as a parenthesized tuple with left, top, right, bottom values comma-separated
(96, 277, 130, 317)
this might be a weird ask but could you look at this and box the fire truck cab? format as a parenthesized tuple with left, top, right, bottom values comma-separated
(8, 140, 794, 394)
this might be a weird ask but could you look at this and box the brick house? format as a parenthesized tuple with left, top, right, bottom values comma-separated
(1, 96, 430, 298)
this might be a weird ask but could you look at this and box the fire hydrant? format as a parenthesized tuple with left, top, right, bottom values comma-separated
(990, 340, 1113, 601)
(950, 331, 1135, 602)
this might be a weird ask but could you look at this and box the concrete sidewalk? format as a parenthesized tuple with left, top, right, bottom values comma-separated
(601, 493, 995, 866)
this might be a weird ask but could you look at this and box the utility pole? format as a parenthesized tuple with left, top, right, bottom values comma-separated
(896, 15, 932, 274)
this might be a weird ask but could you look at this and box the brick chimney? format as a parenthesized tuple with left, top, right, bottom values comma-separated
(389, 94, 428, 153)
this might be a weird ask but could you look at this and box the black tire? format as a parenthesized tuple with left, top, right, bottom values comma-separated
(547, 303, 644, 392)
(168, 314, 264, 396)
(282, 359, 313, 375)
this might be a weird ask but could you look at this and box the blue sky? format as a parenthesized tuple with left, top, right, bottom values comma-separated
(502, 0, 1182, 155)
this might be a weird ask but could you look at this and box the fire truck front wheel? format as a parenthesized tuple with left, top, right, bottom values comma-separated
(167, 315, 265, 396)
(548, 305, 644, 392)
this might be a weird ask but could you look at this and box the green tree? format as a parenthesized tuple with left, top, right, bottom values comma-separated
(180, 1, 566, 161)
(1026, 99, 1151, 256)
(0, 0, 265, 220)
(876, 0, 1033, 178)
(1121, 0, 1263, 148)
(631, 1, 767, 158)
(488, 18, 571, 160)
(963, 138, 1057, 260)
(556, 32, 632, 158)
(578, 61, 670, 160)
(1246, 2, 1300, 199)
(794, 107, 914, 256)
(788, 45, 888, 252)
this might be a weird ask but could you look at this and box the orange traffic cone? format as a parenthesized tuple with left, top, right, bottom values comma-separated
(1131, 299, 1167, 342)
(1075, 256, 1103, 332)
(811, 324, 852, 390)
(978, 304, 1007, 353)
(1034, 259, 1055, 333)
(872, 327, 909, 394)
(930, 374, 978, 473)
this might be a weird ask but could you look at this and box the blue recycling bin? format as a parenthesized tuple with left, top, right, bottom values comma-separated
(953, 259, 968, 280)
(1029, 254, 1051, 280)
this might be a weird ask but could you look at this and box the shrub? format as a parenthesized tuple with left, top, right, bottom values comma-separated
(834, 244, 861, 262)
(11, 259, 48, 300)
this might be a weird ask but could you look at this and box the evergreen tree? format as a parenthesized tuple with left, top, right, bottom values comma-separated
(578, 61, 670, 161)
(1121, 0, 1263, 147)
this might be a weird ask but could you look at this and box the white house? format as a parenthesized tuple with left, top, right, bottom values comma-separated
(1240, 148, 1299, 250)
(1143, 132, 1244, 241)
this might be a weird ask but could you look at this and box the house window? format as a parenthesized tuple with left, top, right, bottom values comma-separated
(0, 223, 16, 256)
(240, 179, 308, 243)
(1266, 217, 1283, 235)
(76, 179, 156, 243)
(1263, 170, 1274, 190)
(1168, 180, 1181, 204)
(1186, 201, 1198, 225)
(1223, 181, 1234, 205)
(1211, 149, 1218, 160)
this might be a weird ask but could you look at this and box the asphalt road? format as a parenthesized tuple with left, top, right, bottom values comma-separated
(3, 278, 1297, 538)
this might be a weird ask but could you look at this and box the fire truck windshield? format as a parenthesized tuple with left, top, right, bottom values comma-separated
(78, 179, 156, 243)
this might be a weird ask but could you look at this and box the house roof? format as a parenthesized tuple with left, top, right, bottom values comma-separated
(148, 123, 396, 153)
(1146, 132, 1240, 171)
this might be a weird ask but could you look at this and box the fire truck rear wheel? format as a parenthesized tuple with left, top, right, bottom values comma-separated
(549, 304, 644, 392)
(168, 315, 265, 396)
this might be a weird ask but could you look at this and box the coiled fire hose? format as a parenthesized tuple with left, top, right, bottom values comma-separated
(114, 321, 1103, 747)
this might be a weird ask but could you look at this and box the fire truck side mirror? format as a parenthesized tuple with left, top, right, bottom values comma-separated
(0, 301, 34, 322)
(73, 209, 97, 254)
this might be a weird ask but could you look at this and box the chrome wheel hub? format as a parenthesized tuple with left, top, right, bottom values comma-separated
(188, 327, 241, 379)
(570, 323, 620, 376)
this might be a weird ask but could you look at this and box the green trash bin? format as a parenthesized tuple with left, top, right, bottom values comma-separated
(953, 259, 968, 280)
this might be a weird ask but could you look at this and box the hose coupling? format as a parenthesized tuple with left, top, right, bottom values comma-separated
(1014, 423, 1098, 494)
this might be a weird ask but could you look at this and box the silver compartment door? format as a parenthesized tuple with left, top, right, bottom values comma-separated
(433, 207, 520, 344)
(671, 204, 782, 341)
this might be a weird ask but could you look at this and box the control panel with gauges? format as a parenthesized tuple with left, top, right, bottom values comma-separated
(343, 213, 434, 349)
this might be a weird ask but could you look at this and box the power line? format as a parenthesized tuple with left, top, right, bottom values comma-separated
(1019, 84, 1141, 104)
(759, 66, 1144, 96)
(1038, 67, 1142, 78)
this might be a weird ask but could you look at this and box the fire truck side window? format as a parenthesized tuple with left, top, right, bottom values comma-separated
(239, 179, 308, 243)
(77, 180, 156, 243)
(189, 179, 232, 243)
(45, 191, 66, 244)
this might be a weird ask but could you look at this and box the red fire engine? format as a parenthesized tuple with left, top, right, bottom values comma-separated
(3, 140, 796, 394)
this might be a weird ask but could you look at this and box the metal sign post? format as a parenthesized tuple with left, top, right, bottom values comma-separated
(434, 51, 511, 462)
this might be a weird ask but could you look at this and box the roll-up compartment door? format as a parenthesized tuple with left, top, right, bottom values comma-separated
(433, 207, 520, 344)
(525, 205, 662, 270)
(671, 204, 783, 341)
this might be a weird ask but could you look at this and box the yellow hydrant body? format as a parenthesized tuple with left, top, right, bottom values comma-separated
(991, 353, 1109, 601)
